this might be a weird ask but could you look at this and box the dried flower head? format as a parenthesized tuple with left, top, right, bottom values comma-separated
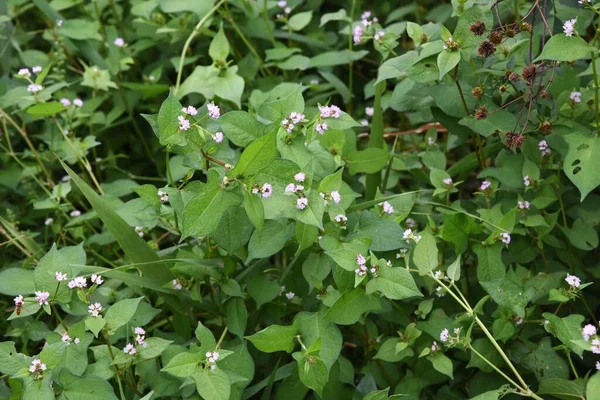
(472, 87, 484, 99)
(477, 40, 496, 58)
(474, 106, 488, 120)
(468, 21, 486, 36)
(505, 132, 525, 149)
(488, 31, 502, 45)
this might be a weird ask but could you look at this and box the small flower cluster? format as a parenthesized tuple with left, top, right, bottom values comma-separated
(68, 276, 87, 289)
(172, 279, 183, 290)
(135, 226, 144, 237)
(354, 253, 369, 277)
(61, 334, 81, 346)
(281, 111, 305, 133)
(539, 140, 551, 156)
(34, 291, 49, 306)
(284, 172, 309, 210)
(433, 270, 449, 297)
(403, 229, 422, 244)
(443, 37, 460, 51)
(206, 350, 220, 370)
(158, 190, 169, 203)
(251, 183, 273, 198)
(123, 343, 137, 355)
(182, 105, 197, 116)
(134, 326, 148, 348)
(565, 273, 581, 289)
(442, 177, 453, 186)
(479, 180, 491, 191)
(563, 18, 577, 37)
(517, 200, 530, 210)
(279, 285, 295, 300)
(88, 302, 103, 317)
(318, 104, 342, 119)
(114, 37, 126, 47)
(582, 324, 600, 354)
(380, 201, 394, 214)
(396, 248, 408, 258)
(207, 102, 221, 119)
(498, 232, 511, 245)
(213, 132, 224, 143)
(275, 0, 291, 19)
(439, 327, 462, 345)
(320, 190, 341, 206)
(16, 67, 44, 93)
(178, 115, 190, 131)
(523, 175, 531, 187)
(334, 214, 347, 225)
(29, 359, 47, 378)
(570, 91, 582, 103)
(353, 11, 379, 44)
(60, 97, 84, 108)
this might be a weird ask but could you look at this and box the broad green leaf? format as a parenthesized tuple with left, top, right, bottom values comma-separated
(85, 316, 106, 337)
(214, 66, 244, 108)
(587, 373, 600, 400)
(437, 51, 460, 80)
(243, 189, 265, 234)
(346, 211, 405, 251)
(246, 325, 298, 353)
(480, 279, 528, 316)
(60, 161, 175, 285)
(536, 34, 595, 62)
(366, 267, 422, 300)
(286, 11, 313, 31)
(542, 313, 585, 357)
(228, 131, 278, 179)
(560, 218, 599, 250)
(58, 369, 118, 400)
(248, 273, 280, 309)
(183, 170, 242, 238)
(194, 369, 231, 400)
(33, 244, 72, 303)
(209, 23, 229, 62)
(324, 288, 381, 325)
(27, 102, 65, 117)
(538, 378, 586, 400)
(157, 90, 185, 146)
(346, 148, 388, 175)
(0, 268, 35, 296)
(213, 207, 254, 253)
(195, 321, 217, 354)
(320, 9, 349, 26)
(219, 111, 271, 147)
(226, 297, 247, 338)
(473, 243, 505, 282)
(60, 19, 102, 40)
(294, 312, 342, 372)
(563, 133, 600, 201)
(459, 111, 518, 138)
(292, 353, 328, 396)
(429, 352, 453, 379)
(161, 351, 204, 378)
(412, 230, 438, 275)
(447, 256, 461, 281)
(105, 297, 143, 334)
(247, 219, 294, 262)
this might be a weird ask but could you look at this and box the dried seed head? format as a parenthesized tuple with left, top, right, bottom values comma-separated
(540, 90, 549, 99)
(499, 84, 508, 93)
(488, 31, 502, 45)
(508, 72, 520, 82)
(472, 87, 484, 99)
(505, 132, 525, 149)
(540, 120, 553, 134)
(504, 27, 516, 38)
(474, 106, 488, 120)
(469, 21, 486, 36)
(522, 64, 537, 84)
(477, 40, 496, 58)
(520, 22, 532, 32)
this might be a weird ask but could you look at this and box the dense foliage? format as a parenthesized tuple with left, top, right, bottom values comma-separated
(2, 0, 600, 399)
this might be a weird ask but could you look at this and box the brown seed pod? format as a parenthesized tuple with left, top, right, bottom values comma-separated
(469, 21, 486, 36)
(522, 64, 537, 83)
(478, 40, 496, 58)
(540, 120, 553, 134)
(472, 87, 484, 99)
(505, 132, 525, 149)
(520, 22, 532, 32)
(504, 27, 516, 38)
(499, 85, 507, 93)
(508, 72, 520, 82)
(488, 31, 502, 45)
(474, 106, 488, 120)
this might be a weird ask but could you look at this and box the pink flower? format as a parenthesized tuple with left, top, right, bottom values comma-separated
(261, 183, 272, 198)
(296, 197, 308, 210)
(315, 123, 328, 134)
(88, 302, 103, 317)
(178, 115, 190, 131)
(114, 37, 125, 47)
(214, 132, 224, 143)
(34, 291, 49, 305)
(294, 172, 306, 182)
(207, 102, 220, 119)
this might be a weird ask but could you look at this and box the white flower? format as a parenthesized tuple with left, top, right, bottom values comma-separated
(172, 279, 183, 290)
(68, 276, 87, 289)
(114, 37, 125, 47)
(88, 302, 103, 317)
(523, 176, 531, 187)
(14, 295, 23, 306)
(294, 172, 306, 182)
(563, 18, 576, 37)
(135, 226, 144, 237)
(45, 217, 54, 226)
(61, 175, 71, 182)
(374, 31, 385, 41)
(380, 201, 394, 214)
(570, 91, 582, 103)
(315, 122, 328, 134)
(431, 341, 439, 351)
(361, 11, 372, 20)
(596, 361, 600, 370)
(182, 105, 198, 116)
(34, 291, 49, 305)
(32, 66, 42, 73)
(440, 328, 449, 342)
(280, 285, 286, 295)
(210, 131, 223, 144)
(27, 84, 43, 93)
(515, 316, 523, 325)
(565, 273, 581, 288)
(135, 334, 147, 348)
(518, 201, 530, 210)
(435, 286, 445, 297)
(365, 107, 374, 117)
(56, 19, 63, 27)
(427, 137, 435, 146)
(178, 115, 190, 131)
(91, 274, 104, 285)
(356, 253, 366, 265)
(134, 327, 146, 335)
(331, 191, 341, 204)
(403, 229, 421, 244)
(296, 197, 308, 210)
(73, 98, 83, 107)
(284, 6, 291, 14)
(207, 102, 220, 119)
(158, 190, 169, 203)
(592, 339, 600, 354)
(285, 291, 295, 300)
(55, 272, 68, 281)
(331, 105, 341, 118)
(500, 232, 511, 245)
(29, 359, 47, 374)
(355, 265, 367, 276)
(310, 79, 319, 85)
(261, 183, 272, 198)
(206, 351, 220, 363)
(60, 98, 71, 107)
(396, 249, 408, 258)
(17, 68, 31, 78)
(61, 334, 72, 346)
(334, 214, 347, 223)
(319, 105, 332, 118)
(70, 210, 81, 217)
(582, 324, 597, 341)
(442, 178, 453, 186)
(123, 343, 137, 355)
(252, 187, 260, 194)
(289, 112, 305, 124)
(479, 180, 491, 191)
(539, 140, 551, 156)
(277, 0, 287, 7)
(285, 183, 298, 193)
(360, 119, 369, 126)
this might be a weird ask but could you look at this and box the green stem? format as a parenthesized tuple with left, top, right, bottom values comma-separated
(469, 345, 526, 392)
(279, 250, 302, 284)
(566, 351, 579, 379)
(347, 0, 357, 112)
(216, 327, 228, 349)
(174, 0, 226, 95)
(365, 81, 385, 200)
(591, 51, 600, 135)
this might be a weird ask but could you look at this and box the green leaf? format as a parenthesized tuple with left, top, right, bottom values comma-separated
(480, 279, 528, 316)
(437, 51, 460, 80)
(563, 133, 600, 201)
(60, 161, 175, 286)
(346, 148, 388, 175)
(247, 219, 294, 262)
(0, 268, 35, 296)
(195, 321, 217, 354)
(587, 373, 600, 400)
(560, 218, 599, 250)
(320, 9, 349, 26)
(213, 207, 254, 253)
(246, 325, 298, 353)
(473, 243, 505, 282)
(243, 189, 265, 234)
(60, 19, 102, 40)
(292, 353, 328, 396)
(538, 378, 586, 400)
(214, 66, 244, 108)
(209, 23, 229, 62)
(157, 90, 185, 146)
(161, 351, 204, 378)
(85, 316, 106, 337)
(183, 169, 242, 238)
(248, 273, 280, 309)
(27, 102, 65, 117)
(447, 256, 461, 281)
(105, 297, 143, 334)
(366, 267, 422, 300)
(535, 34, 595, 62)
(33, 244, 72, 303)
(193, 369, 231, 400)
(286, 11, 313, 31)
(542, 313, 585, 357)
(219, 111, 271, 147)
(412, 230, 438, 275)
(228, 131, 278, 179)
(225, 297, 247, 338)
(58, 369, 118, 400)
(429, 352, 453, 379)
(459, 111, 518, 138)
(324, 288, 381, 325)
